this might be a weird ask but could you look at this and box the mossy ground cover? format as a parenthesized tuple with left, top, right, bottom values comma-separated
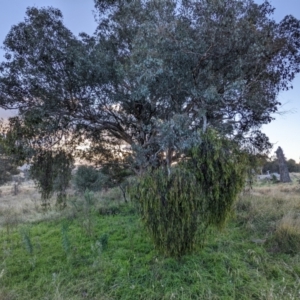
(0, 188, 300, 299)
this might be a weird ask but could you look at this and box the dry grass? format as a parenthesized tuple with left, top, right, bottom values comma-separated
(251, 185, 300, 213)
(273, 212, 300, 254)
(0, 290, 17, 300)
(0, 180, 70, 228)
(0, 180, 125, 230)
(237, 177, 300, 253)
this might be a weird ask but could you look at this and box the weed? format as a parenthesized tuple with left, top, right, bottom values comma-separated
(99, 233, 109, 251)
(81, 190, 96, 236)
(19, 227, 33, 255)
(61, 222, 70, 254)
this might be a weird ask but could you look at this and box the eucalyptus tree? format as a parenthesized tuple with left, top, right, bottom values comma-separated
(0, 0, 299, 174)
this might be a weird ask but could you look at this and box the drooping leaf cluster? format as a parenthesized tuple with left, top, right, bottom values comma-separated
(129, 167, 204, 257)
(130, 130, 249, 257)
(30, 150, 74, 207)
(183, 129, 248, 228)
(0, 119, 75, 205)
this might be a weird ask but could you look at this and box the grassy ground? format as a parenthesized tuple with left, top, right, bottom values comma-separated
(0, 180, 300, 299)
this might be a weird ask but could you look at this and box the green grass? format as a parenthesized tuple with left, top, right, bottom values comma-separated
(1, 194, 300, 299)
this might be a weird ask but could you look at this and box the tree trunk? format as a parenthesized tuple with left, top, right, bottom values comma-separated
(275, 147, 291, 183)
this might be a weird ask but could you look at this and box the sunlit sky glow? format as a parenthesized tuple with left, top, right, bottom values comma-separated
(0, 0, 299, 161)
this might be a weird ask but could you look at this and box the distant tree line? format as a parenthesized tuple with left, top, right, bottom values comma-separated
(262, 157, 300, 173)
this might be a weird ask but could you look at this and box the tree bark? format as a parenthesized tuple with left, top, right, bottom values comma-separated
(275, 147, 291, 183)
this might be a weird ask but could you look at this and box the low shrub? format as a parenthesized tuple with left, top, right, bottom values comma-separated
(129, 167, 205, 257)
(73, 165, 110, 193)
(184, 129, 248, 228)
(98, 205, 121, 216)
(130, 130, 249, 258)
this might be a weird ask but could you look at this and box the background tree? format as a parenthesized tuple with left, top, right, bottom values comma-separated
(262, 156, 279, 174)
(286, 159, 300, 173)
(261, 155, 300, 174)
(73, 165, 109, 193)
(0, 140, 19, 185)
(0, 1, 299, 173)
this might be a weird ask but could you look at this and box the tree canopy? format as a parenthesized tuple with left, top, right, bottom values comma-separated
(0, 0, 300, 172)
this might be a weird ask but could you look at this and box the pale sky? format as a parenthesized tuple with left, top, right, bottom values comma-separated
(0, 0, 299, 161)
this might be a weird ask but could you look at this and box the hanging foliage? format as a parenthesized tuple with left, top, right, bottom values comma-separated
(30, 151, 54, 206)
(130, 130, 249, 257)
(184, 129, 249, 228)
(30, 150, 74, 208)
(53, 151, 74, 208)
(129, 167, 206, 257)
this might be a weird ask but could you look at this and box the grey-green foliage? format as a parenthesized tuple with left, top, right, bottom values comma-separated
(74, 165, 110, 193)
(1, 1, 299, 173)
